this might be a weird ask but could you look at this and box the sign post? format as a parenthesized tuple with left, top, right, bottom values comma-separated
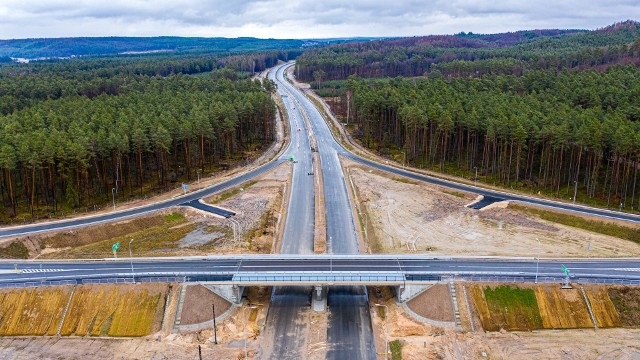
(561, 265, 572, 289)
(112, 242, 120, 258)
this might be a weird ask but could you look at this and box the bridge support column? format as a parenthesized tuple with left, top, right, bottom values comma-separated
(395, 283, 434, 303)
(312, 285, 327, 312)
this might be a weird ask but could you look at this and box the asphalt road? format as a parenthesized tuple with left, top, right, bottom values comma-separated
(0, 159, 285, 239)
(2, 256, 640, 284)
(180, 200, 235, 218)
(344, 153, 640, 223)
(277, 64, 376, 359)
(261, 63, 316, 359)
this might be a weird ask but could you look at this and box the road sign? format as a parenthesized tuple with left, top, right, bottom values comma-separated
(112, 242, 120, 252)
(182, 183, 189, 191)
(289, 156, 294, 162)
(561, 265, 570, 276)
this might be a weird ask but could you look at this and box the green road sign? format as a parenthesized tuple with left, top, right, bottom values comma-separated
(561, 265, 570, 276)
(112, 242, 121, 252)
(289, 156, 294, 161)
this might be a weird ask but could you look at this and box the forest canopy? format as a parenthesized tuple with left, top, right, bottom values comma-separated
(299, 21, 640, 211)
(0, 51, 291, 223)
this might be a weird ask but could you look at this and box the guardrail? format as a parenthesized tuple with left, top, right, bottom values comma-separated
(2, 270, 640, 289)
(0, 276, 187, 289)
(450, 275, 640, 286)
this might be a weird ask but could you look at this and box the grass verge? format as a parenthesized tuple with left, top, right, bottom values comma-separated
(389, 339, 403, 360)
(472, 285, 542, 331)
(0, 287, 71, 335)
(0, 242, 29, 259)
(42, 212, 195, 259)
(442, 190, 468, 199)
(210, 181, 257, 204)
(508, 203, 640, 243)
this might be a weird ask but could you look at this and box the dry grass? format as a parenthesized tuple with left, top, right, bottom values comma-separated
(0, 287, 71, 335)
(0, 242, 30, 259)
(42, 215, 170, 249)
(585, 287, 621, 328)
(535, 287, 593, 329)
(608, 287, 640, 327)
(42, 213, 195, 259)
(60, 284, 168, 337)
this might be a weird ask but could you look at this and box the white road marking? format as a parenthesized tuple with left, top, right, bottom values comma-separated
(19, 268, 65, 273)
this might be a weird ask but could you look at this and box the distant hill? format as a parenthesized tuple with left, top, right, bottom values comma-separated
(0, 37, 310, 59)
(295, 20, 640, 81)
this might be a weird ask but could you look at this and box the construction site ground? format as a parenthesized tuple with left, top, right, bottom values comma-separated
(370, 283, 640, 360)
(0, 284, 272, 359)
(2, 162, 290, 259)
(344, 158, 640, 257)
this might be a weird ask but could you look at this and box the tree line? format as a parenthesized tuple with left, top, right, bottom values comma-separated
(0, 62, 277, 222)
(343, 65, 640, 210)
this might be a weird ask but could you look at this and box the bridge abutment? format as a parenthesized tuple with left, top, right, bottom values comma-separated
(395, 283, 434, 302)
(202, 284, 245, 304)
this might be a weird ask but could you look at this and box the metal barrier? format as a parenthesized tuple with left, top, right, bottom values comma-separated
(0, 280, 77, 288)
(452, 275, 640, 286)
(1, 272, 639, 289)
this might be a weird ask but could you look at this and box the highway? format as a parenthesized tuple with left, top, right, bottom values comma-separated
(2, 256, 640, 285)
(277, 64, 376, 358)
(261, 62, 316, 359)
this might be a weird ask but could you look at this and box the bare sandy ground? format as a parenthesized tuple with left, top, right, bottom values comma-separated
(196, 162, 291, 254)
(346, 160, 640, 257)
(369, 285, 640, 360)
(427, 328, 640, 360)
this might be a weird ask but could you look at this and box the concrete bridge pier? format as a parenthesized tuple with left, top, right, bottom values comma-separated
(312, 285, 327, 312)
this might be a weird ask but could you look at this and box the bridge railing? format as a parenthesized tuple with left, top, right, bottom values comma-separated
(232, 272, 406, 285)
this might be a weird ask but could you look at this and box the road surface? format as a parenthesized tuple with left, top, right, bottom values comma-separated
(2, 255, 640, 285)
(261, 63, 316, 359)
(277, 64, 376, 358)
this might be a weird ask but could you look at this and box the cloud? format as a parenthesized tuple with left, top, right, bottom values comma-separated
(0, 0, 637, 39)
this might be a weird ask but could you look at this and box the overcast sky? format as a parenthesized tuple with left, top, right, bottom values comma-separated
(0, 0, 638, 39)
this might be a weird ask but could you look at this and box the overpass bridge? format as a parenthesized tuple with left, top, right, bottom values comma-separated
(2, 255, 640, 302)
